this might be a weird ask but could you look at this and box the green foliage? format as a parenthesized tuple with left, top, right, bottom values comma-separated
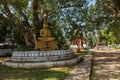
(0, 15, 11, 43)
(61, 39, 71, 50)
(49, 22, 67, 49)
(102, 30, 115, 44)
(74, 50, 88, 56)
(107, 18, 120, 43)
(16, 44, 34, 51)
(2, 0, 120, 49)
(57, 0, 89, 38)
(87, 0, 120, 45)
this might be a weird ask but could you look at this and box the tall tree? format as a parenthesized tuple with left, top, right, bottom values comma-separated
(103, 0, 120, 43)
(0, 0, 89, 48)
(92, 0, 120, 44)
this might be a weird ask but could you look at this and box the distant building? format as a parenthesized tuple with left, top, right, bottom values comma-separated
(70, 29, 87, 52)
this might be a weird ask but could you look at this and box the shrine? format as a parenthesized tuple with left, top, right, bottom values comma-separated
(2, 22, 81, 68)
(35, 22, 58, 50)
(70, 29, 87, 52)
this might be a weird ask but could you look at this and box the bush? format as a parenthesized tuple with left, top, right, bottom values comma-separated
(16, 44, 34, 51)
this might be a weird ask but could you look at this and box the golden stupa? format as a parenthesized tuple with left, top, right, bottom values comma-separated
(35, 22, 58, 50)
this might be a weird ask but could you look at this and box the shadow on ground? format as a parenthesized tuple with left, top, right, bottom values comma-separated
(0, 62, 73, 80)
(91, 51, 120, 80)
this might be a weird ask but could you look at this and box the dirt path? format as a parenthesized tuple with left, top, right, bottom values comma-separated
(92, 50, 120, 80)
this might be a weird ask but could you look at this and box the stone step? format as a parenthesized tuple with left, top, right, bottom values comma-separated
(12, 54, 76, 62)
(2, 56, 81, 68)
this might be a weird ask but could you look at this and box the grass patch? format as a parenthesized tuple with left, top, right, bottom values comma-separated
(0, 58, 73, 80)
(74, 50, 88, 56)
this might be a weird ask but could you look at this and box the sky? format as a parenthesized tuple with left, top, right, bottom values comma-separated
(88, 0, 96, 6)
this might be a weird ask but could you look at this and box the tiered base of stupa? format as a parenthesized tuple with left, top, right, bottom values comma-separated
(35, 39, 58, 50)
(2, 50, 81, 68)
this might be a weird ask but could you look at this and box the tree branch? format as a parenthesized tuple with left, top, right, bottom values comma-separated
(44, 2, 82, 20)
(2, 1, 16, 27)
(12, 4, 28, 22)
(104, 1, 120, 17)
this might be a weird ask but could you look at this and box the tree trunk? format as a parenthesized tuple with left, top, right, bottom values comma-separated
(21, 21, 35, 46)
(33, 0, 41, 38)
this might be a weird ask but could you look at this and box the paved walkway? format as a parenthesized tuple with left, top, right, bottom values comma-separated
(65, 51, 92, 80)
(92, 50, 120, 80)
(65, 49, 120, 80)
